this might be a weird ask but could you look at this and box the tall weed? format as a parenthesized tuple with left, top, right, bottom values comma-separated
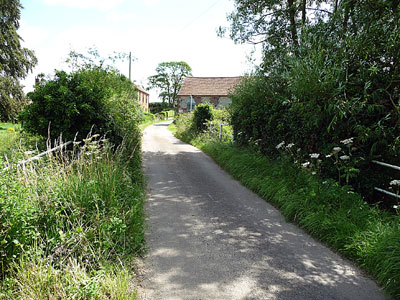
(0, 133, 144, 298)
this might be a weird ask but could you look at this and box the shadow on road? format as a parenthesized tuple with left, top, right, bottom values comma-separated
(141, 148, 387, 300)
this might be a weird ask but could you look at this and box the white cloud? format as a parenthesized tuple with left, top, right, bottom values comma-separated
(43, 0, 125, 11)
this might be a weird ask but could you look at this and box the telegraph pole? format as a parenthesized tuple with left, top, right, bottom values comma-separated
(129, 51, 131, 81)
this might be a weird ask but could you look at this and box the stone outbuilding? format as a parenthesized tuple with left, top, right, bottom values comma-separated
(177, 77, 242, 112)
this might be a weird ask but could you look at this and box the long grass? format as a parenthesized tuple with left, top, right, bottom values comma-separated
(0, 123, 20, 153)
(0, 132, 145, 299)
(171, 120, 400, 299)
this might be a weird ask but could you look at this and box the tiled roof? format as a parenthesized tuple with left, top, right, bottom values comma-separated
(178, 77, 242, 96)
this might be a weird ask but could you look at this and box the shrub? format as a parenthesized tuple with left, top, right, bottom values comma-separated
(173, 113, 195, 143)
(20, 67, 141, 146)
(156, 112, 166, 120)
(193, 103, 214, 132)
(143, 112, 156, 122)
(149, 102, 173, 114)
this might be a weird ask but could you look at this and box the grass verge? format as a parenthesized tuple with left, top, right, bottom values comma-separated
(170, 121, 400, 299)
(0, 130, 145, 299)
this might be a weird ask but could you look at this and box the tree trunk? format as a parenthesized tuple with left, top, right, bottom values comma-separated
(343, 0, 354, 33)
(301, 0, 306, 26)
(287, 0, 299, 47)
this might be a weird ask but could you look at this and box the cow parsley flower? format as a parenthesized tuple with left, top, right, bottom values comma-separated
(286, 143, 295, 149)
(302, 161, 310, 168)
(276, 141, 285, 149)
(332, 147, 342, 153)
(340, 138, 354, 145)
(310, 153, 320, 159)
(390, 180, 400, 186)
(340, 155, 350, 160)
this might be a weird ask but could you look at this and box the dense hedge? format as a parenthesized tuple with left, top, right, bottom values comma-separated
(20, 67, 141, 146)
(156, 110, 175, 120)
(230, 5, 400, 203)
(193, 103, 214, 132)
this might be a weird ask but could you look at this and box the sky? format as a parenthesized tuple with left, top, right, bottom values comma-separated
(19, 0, 261, 102)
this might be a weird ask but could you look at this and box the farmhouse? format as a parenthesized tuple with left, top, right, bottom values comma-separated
(177, 77, 241, 112)
(137, 85, 149, 112)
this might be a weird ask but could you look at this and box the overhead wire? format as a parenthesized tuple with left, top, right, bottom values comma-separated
(181, 0, 223, 31)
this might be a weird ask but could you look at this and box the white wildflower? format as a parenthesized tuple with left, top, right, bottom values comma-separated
(390, 180, 400, 186)
(312, 172, 316, 175)
(332, 147, 342, 153)
(310, 153, 320, 159)
(325, 154, 332, 158)
(276, 141, 285, 150)
(393, 205, 398, 209)
(340, 137, 354, 145)
(297, 148, 301, 153)
(286, 143, 295, 149)
(340, 155, 350, 160)
(302, 161, 310, 168)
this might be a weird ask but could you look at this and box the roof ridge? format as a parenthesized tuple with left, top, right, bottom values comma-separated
(186, 76, 241, 79)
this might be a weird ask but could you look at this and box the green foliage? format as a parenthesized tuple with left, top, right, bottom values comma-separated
(149, 102, 173, 114)
(143, 112, 156, 122)
(226, 1, 400, 200)
(0, 134, 145, 288)
(20, 67, 140, 145)
(0, 255, 139, 299)
(147, 61, 192, 106)
(193, 103, 214, 132)
(0, 122, 20, 153)
(156, 110, 175, 120)
(173, 113, 197, 143)
(0, 0, 37, 121)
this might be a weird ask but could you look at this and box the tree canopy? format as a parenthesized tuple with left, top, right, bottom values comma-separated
(0, 0, 37, 121)
(147, 62, 192, 106)
(223, 0, 400, 201)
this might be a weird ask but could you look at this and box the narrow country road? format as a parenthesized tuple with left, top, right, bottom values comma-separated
(141, 121, 388, 300)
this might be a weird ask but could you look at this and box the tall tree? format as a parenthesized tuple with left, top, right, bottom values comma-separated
(0, 0, 37, 121)
(147, 62, 192, 106)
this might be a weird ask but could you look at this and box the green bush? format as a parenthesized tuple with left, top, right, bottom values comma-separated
(149, 102, 173, 114)
(228, 2, 400, 202)
(143, 112, 156, 122)
(156, 112, 166, 120)
(20, 67, 141, 146)
(193, 103, 214, 133)
(165, 110, 175, 118)
(173, 113, 195, 143)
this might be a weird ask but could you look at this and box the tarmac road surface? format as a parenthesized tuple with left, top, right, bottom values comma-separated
(141, 121, 388, 300)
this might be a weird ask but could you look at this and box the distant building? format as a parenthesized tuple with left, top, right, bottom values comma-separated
(177, 77, 242, 113)
(137, 86, 149, 112)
